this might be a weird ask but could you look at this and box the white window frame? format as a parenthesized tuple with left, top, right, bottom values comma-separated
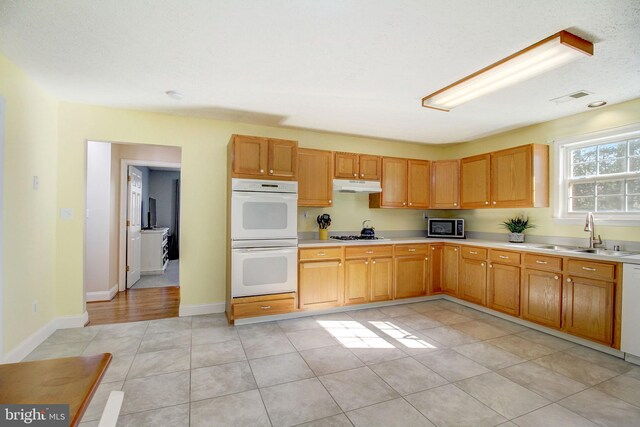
(554, 123, 640, 225)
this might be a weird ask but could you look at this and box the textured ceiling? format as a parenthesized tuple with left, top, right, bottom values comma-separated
(1, 0, 639, 144)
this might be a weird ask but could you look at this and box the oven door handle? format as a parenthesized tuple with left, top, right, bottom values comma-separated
(234, 248, 296, 254)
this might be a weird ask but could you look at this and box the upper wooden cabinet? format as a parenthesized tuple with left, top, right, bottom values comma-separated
(460, 154, 491, 208)
(408, 160, 430, 209)
(334, 152, 381, 180)
(431, 160, 460, 209)
(490, 144, 548, 208)
(298, 149, 333, 207)
(370, 157, 429, 209)
(459, 144, 549, 208)
(370, 157, 407, 208)
(230, 134, 297, 180)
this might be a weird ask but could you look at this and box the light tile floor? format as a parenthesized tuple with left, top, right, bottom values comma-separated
(24, 300, 640, 427)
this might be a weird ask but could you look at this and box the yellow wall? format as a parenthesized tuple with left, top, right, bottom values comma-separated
(55, 103, 442, 318)
(1, 55, 59, 356)
(441, 98, 640, 241)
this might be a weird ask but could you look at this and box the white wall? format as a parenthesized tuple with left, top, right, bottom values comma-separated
(85, 141, 112, 299)
(149, 170, 180, 235)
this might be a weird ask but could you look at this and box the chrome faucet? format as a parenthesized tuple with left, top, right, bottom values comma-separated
(584, 212, 602, 249)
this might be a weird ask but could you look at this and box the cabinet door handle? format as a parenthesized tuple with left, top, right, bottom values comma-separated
(425, 257, 428, 261)
(365, 261, 368, 265)
(489, 264, 493, 268)
(361, 173, 365, 177)
(453, 202, 457, 206)
(353, 173, 357, 177)
(338, 262, 342, 266)
(260, 305, 271, 310)
(567, 278, 572, 282)
(454, 248, 458, 252)
(372, 260, 376, 264)
(470, 251, 478, 254)
(536, 260, 548, 264)
(432, 247, 435, 250)
(259, 169, 264, 173)
(408, 248, 416, 252)
(269, 169, 274, 174)
(499, 255, 509, 259)
(317, 252, 326, 256)
(554, 276, 559, 280)
(402, 202, 406, 206)
(328, 199, 332, 204)
(366, 250, 374, 254)
(582, 266, 597, 271)
(493, 201, 497, 205)
(485, 201, 489, 205)
(481, 263, 485, 267)
(409, 202, 413, 206)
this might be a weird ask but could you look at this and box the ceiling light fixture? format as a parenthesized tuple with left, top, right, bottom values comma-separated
(587, 100, 607, 108)
(165, 90, 183, 100)
(421, 30, 593, 112)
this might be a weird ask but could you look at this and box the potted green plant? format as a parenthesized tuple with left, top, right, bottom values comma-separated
(501, 216, 534, 243)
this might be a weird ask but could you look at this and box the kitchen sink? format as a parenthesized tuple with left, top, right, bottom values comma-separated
(572, 248, 636, 257)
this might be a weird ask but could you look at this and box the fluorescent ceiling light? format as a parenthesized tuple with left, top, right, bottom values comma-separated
(422, 30, 593, 112)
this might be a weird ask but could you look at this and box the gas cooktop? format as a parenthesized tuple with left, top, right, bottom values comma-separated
(330, 235, 386, 240)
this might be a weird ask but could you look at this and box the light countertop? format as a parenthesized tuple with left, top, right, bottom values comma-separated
(299, 236, 640, 264)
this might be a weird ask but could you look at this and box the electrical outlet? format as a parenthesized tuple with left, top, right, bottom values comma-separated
(32, 176, 39, 190)
(32, 300, 37, 314)
(303, 211, 309, 219)
(423, 212, 428, 220)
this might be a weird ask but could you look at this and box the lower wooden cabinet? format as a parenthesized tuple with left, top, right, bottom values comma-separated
(395, 256, 428, 299)
(345, 259, 370, 305)
(488, 262, 521, 316)
(459, 258, 487, 305)
(429, 245, 443, 294)
(522, 268, 562, 328)
(442, 246, 459, 295)
(370, 257, 393, 302)
(564, 275, 614, 345)
(299, 260, 343, 309)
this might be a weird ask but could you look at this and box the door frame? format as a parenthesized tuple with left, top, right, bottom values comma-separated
(0, 96, 5, 361)
(118, 159, 181, 292)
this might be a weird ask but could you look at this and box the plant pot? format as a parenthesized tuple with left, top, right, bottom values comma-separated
(508, 232, 525, 243)
(319, 229, 329, 240)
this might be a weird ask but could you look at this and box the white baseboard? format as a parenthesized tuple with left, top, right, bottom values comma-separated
(179, 302, 225, 317)
(2, 311, 89, 363)
(86, 284, 118, 302)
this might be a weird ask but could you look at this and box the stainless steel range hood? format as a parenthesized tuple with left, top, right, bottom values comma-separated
(333, 179, 382, 193)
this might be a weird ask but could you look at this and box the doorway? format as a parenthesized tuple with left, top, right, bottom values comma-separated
(84, 141, 182, 325)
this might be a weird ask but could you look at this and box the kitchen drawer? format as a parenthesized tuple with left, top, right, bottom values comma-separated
(567, 259, 615, 281)
(525, 253, 562, 271)
(395, 244, 429, 256)
(346, 245, 393, 258)
(299, 247, 343, 260)
(233, 294, 296, 319)
(461, 246, 488, 260)
(490, 249, 521, 265)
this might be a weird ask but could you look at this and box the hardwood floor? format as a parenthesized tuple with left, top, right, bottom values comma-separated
(86, 286, 180, 326)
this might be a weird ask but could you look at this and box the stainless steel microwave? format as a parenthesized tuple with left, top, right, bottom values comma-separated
(427, 218, 465, 239)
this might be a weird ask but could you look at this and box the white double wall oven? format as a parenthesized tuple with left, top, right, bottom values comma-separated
(230, 179, 298, 298)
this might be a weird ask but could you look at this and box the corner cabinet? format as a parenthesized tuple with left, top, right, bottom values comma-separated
(230, 134, 297, 180)
(298, 148, 333, 207)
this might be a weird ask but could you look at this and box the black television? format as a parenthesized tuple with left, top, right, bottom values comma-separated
(148, 197, 157, 229)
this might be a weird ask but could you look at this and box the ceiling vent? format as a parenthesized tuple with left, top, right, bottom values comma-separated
(550, 90, 593, 104)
